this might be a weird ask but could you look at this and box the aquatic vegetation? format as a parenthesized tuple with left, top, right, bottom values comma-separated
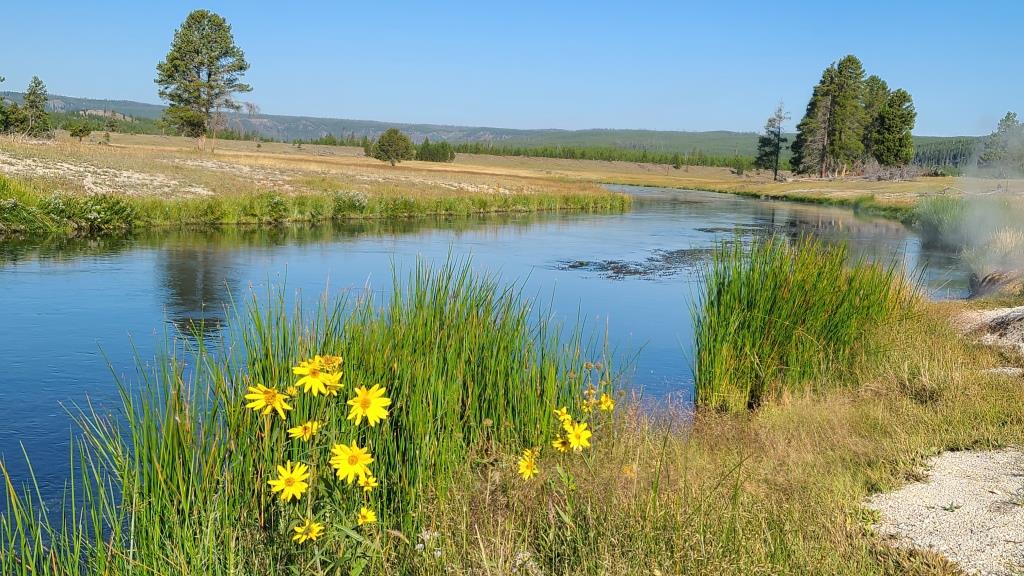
(693, 237, 916, 411)
(912, 195, 967, 248)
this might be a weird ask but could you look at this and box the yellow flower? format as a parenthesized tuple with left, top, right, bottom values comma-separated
(346, 384, 392, 427)
(267, 461, 310, 502)
(286, 385, 299, 396)
(564, 421, 592, 452)
(357, 506, 377, 526)
(581, 399, 595, 414)
(329, 441, 373, 484)
(622, 464, 637, 479)
(287, 420, 320, 441)
(599, 393, 615, 412)
(244, 385, 292, 419)
(320, 354, 343, 371)
(518, 448, 539, 480)
(553, 406, 572, 425)
(292, 518, 324, 543)
(292, 357, 343, 397)
(359, 474, 379, 493)
(551, 435, 569, 453)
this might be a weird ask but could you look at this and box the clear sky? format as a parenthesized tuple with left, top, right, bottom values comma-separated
(1, 1, 1020, 136)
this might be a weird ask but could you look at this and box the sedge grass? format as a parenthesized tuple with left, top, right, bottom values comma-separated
(693, 237, 916, 411)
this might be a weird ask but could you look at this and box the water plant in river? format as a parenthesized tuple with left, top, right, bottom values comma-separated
(693, 236, 916, 411)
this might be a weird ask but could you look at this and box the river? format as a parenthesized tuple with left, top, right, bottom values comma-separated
(0, 185, 966, 502)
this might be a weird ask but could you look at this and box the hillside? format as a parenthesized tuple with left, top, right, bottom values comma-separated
(0, 92, 979, 161)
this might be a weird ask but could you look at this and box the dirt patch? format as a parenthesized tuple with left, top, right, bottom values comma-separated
(0, 150, 211, 197)
(866, 448, 1024, 576)
(557, 247, 717, 279)
(168, 158, 297, 192)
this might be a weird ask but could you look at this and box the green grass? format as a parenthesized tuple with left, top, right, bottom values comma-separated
(0, 174, 631, 238)
(3, 256, 1024, 575)
(693, 237, 915, 411)
(913, 196, 968, 248)
(0, 261, 613, 574)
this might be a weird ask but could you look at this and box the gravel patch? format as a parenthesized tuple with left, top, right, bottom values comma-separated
(956, 306, 1024, 354)
(0, 150, 211, 197)
(866, 448, 1024, 575)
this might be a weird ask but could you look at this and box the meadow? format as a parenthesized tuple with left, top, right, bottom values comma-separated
(4, 132, 1024, 240)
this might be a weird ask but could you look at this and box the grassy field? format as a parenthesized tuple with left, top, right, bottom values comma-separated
(4, 132, 1024, 237)
(0, 133, 630, 235)
(2, 258, 1022, 575)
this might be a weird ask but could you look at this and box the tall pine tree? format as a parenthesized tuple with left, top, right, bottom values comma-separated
(155, 10, 251, 138)
(791, 66, 836, 176)
(825, 55, 866, 176)
(22, 76, 50, 137)
(754, 103, 789, 180)
(871, 89, 916, 167)
(860, 75, 890, 161)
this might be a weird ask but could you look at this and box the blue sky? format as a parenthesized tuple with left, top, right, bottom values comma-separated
(1, 1, 1020, 135)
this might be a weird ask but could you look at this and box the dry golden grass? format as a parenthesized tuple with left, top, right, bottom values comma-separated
(8, 133, 1022, 210)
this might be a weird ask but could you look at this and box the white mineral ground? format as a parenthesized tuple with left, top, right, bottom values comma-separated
(866, 306, 1024, 575)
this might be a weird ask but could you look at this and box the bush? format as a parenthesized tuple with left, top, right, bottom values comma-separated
(370, 128, 415, 166)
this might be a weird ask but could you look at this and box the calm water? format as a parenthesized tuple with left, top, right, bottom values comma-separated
(0, 186, 966, 502)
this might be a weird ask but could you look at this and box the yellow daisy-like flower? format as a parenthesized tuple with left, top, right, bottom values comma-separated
(518, 449, 539, 480)
(553, 406, 572, 425)
(244, 385, 292, 419)
(292, 518, 324, 543)
(320, 354, 343, 372)
(359, 473, 379, 493)
(357, 506, 377, 526)
(329, 441, 373, 484)
(286, 385, 299, 396)
(551, 435, 569, 453)
(292, 357, 342, 397)
(564, 421, 592, 452)
(267, 461, 310, 502)
(287, 420, 321, 441)
(346, 385, 392, 427)
(599, 393, 615, 412)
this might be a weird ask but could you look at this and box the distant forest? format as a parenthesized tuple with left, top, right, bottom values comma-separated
(0, 91, 1001, 174)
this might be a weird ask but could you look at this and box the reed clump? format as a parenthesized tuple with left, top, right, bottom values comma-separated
(693, 237, 916, 411)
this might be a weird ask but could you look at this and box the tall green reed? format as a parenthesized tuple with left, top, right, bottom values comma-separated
(1, 260, 596, 574)
(693, 237, 916, 411)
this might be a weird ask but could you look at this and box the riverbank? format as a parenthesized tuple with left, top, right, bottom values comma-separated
(5, 133, 1024, 239)
(0, 134, 630, 236)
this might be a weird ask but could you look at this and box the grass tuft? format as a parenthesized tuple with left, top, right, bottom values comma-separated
(693, 237, 916, 411)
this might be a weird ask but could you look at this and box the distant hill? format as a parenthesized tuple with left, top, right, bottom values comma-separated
(0, 91, 978, 161)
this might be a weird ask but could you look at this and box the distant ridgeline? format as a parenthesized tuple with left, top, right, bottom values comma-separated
(0, 90, 993, 171)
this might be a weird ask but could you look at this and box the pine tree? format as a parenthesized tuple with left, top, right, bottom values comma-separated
(155, 10, 251, 138)
(871, 89, 916, 167)
(860, 75, 890, 160)
(22, 76, 50, 137)
(825, 55, 866, 176)
(754, 103, 790, 180)
(791, 66, 836, 175)
(978, 112, 1024, 175)
(416, 137, 432, 161)
(371, 128, 415, 166)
